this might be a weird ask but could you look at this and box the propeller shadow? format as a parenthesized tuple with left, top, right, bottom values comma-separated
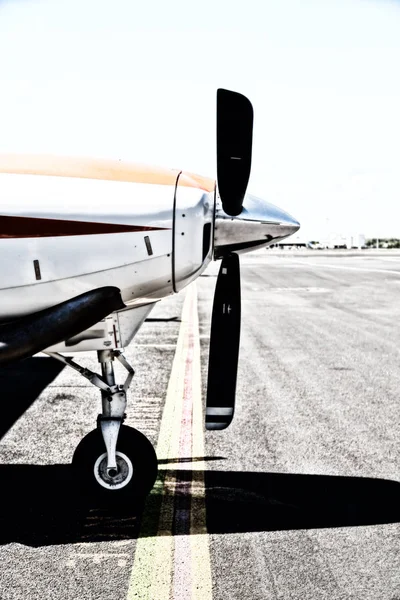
(145, 317, 181, 323)
(0, 357, 65, 439)
(204, 470, 400, 533)
(0, 464, 398, 547)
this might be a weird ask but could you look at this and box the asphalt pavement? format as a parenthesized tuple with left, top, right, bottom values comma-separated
(0, 250, 399, 599)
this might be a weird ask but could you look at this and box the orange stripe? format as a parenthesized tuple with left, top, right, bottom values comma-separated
(179, 171, 216, 193)
(0, 154, 215, 192)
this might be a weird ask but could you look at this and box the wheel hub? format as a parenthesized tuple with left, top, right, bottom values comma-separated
(94, 451, 134, 490)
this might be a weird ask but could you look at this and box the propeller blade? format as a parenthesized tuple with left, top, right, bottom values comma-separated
(206, 253, 241, 430)
(217, 89, 254, 217)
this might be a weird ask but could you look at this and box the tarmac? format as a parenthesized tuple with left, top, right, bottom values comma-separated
(0, 250, 399, 599)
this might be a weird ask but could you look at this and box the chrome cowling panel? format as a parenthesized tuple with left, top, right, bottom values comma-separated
(173, 188, 215, 292)
(213, 193, 300, 258)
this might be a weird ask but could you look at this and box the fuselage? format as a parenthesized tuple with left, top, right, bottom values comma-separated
(0, 155, 299, 319)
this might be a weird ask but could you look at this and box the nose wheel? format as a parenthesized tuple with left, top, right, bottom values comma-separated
(72, 425, 158, 504)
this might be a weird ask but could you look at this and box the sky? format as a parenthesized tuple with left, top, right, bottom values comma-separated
(0, 0, 400, 238)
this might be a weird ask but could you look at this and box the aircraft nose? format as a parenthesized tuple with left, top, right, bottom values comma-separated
(276, 210, 300, 237)
(242, 193, 300, 233)
(275, 209, 300, 232)
(213, 193, 300, 258)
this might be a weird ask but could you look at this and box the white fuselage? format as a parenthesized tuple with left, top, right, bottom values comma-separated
(0, 154, 300, 337)
(0, 160, 215, 319)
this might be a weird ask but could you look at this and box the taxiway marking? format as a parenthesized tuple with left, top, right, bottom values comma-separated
(66, 552, 129, 567)
(287, 261, 400, 275)
(134, 344, 178, 348)
(126, 283, 212, 600)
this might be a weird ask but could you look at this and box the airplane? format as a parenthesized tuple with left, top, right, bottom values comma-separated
(0, 89, 299, 504)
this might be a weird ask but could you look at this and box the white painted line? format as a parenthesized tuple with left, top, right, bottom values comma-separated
(286, 261, 400, 275)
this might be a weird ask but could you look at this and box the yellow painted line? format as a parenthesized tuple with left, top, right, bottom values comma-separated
(126, 283, 212, 600)
(189, 288, 212, 600)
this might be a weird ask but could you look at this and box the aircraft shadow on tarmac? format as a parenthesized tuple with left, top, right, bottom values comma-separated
(0, 357, 65, 439)
(0, 358, 399, 546)
(0, 461, 399, 547)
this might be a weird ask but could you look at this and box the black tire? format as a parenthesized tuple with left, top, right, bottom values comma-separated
(72, 425, 158, 506)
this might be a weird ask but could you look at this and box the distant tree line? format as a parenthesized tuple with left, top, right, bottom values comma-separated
(365, 238, 400, 248)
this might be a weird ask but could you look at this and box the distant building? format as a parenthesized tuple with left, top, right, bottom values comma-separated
(269, 232, 366, 249)
(322, 232, 365, 249)
(268, 234, 308, 248)
(346, 233, 366, 249)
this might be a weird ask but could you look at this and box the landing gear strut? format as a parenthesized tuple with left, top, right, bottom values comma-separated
(46, 349, 158, 504)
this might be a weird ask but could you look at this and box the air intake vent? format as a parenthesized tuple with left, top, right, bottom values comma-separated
(202, 223, 212, 261)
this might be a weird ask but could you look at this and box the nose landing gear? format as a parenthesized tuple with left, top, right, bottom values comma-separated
(46, 349, 158, 505)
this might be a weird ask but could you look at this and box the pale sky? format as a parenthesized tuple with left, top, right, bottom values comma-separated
(1, 0, 400, 238)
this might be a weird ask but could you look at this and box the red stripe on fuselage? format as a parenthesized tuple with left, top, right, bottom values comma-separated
(0, 215, 170, 238)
